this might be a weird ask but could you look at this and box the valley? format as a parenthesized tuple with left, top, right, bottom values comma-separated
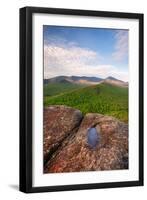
(44, 76, 128, 123)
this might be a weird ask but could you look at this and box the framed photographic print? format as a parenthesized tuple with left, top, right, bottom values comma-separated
(19, 7, 144, 193)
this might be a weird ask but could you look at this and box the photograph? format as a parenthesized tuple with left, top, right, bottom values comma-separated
(43, 25, 129, 173)
(19, 7, 143, 192)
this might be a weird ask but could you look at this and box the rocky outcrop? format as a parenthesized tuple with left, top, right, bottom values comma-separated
(44, 106, 128, 173)
(43, 105, 83, 164)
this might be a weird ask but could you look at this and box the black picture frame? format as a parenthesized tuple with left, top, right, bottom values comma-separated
(19, 6, 144, 193)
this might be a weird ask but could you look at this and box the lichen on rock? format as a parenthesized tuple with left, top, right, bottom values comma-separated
(43, 105, 83, 164)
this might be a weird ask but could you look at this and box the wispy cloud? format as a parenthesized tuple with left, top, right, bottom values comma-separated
(112, 30, 128, 62)
(44, 39, 128, 81)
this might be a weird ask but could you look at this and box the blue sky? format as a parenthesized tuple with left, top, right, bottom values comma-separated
(44, 25, 128, 81)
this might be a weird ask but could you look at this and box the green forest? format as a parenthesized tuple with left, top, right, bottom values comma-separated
(44, 82, 128, 123)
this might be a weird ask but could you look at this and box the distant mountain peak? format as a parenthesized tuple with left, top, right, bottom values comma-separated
(104, 76, 128, 87)
(106, 76, 118, 81)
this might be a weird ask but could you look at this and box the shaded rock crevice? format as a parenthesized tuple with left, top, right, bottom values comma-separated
(44, 122, 82, 167)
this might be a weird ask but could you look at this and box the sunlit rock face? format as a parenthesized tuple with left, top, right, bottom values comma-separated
(43, 105, 83, 164)
(44, 107, 128, 173)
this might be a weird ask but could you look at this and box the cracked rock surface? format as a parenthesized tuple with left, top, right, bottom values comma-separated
(43, 105, 83, 164)
(44, 106, 128, 173)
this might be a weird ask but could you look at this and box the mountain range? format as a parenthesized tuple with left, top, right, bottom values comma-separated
(44, 76, 128, 87)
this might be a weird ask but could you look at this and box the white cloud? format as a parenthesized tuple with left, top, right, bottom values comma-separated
(44, 43, 128, 82)
(112, 30, 128, 61)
